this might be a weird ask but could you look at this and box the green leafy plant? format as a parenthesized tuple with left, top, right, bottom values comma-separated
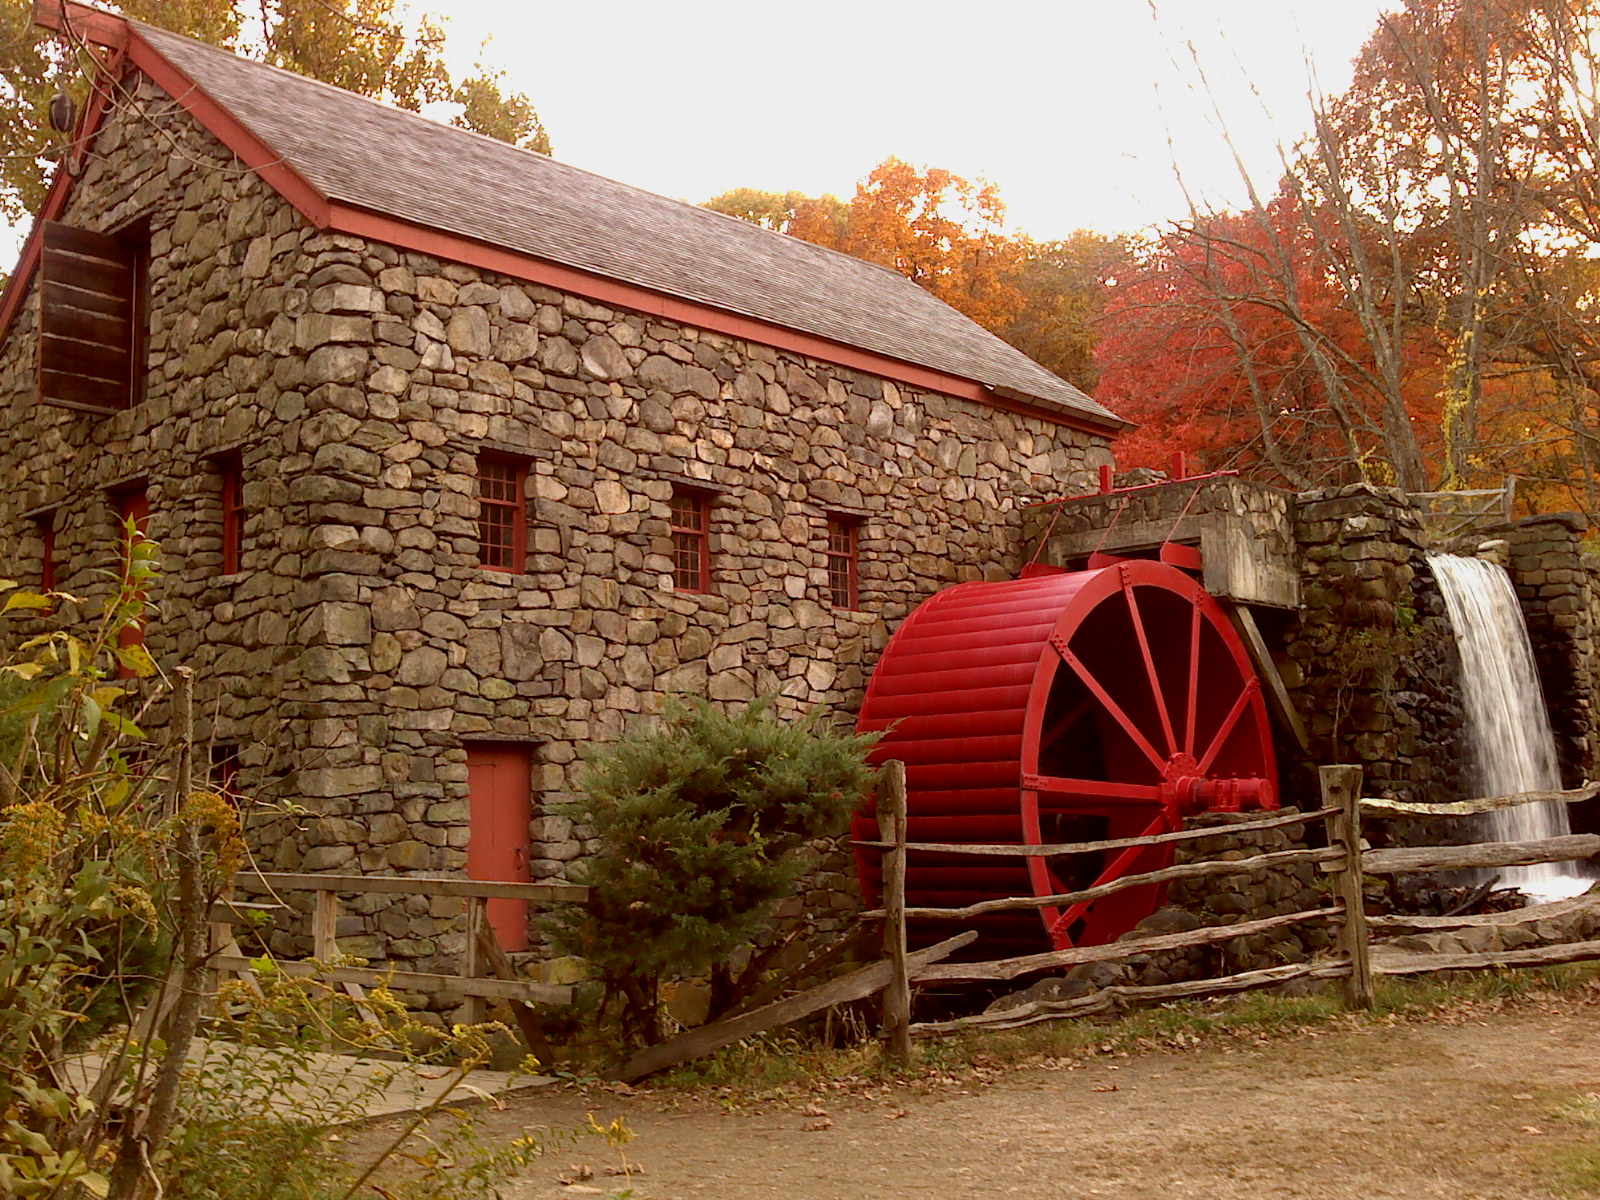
(0, 534, 564, 1199)
(547, 697, 877, 1050)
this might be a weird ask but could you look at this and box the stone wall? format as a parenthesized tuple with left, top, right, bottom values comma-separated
(1154, 809, 1334, 982)
(1284, 484, 1465, 808)
(1490, 515, 1599, 786)
(0, 73, 1112, 977)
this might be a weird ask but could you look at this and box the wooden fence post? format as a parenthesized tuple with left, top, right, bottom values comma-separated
(879, 760, 912, 1067)
(1320, 764, 1374, 1009)
(462, 896, 489, 1025)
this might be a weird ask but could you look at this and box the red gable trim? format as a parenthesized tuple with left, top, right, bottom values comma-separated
(0, 26, 123, 338)
(15, 4, 1122, 437)
(122, 29, 332, 228)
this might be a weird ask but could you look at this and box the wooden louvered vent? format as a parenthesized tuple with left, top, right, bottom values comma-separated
(38, 220, 145, 413)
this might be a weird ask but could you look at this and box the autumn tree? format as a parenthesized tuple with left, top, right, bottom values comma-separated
(1100, 0, 1600, 511)
(0, 0, 550, 223)
(1003, 231, 1132, 392)
(706, 159, 1029, 333)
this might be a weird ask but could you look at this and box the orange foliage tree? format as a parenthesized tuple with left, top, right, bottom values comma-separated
(705, 162, 1124, 393)
(1100, 0, 1600, 512)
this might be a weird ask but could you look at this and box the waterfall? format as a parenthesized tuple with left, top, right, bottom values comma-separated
(1426, 553, 1589, 901)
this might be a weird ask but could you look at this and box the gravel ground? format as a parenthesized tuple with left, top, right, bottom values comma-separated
(349, 986, 1600, 1200)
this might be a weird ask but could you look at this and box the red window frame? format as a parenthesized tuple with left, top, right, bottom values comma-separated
(36, 513, 56, 592)
(669, 489, 712, 593)
(114, 486, 150, 679)
(477, 455, 527, 572)
(218, 455, 244, 574)
(825, 516, 860, 609)
(209, 743, 241, 805)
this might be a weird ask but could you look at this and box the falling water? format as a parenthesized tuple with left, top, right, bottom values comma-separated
(1427, 553, 1589, 901)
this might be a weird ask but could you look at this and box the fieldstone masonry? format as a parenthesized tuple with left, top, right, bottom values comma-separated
(0, 75, 1111, 979)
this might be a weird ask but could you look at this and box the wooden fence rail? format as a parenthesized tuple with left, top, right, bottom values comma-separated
(215, 872, 589, 1054)
(865, 761, 1600, 1045)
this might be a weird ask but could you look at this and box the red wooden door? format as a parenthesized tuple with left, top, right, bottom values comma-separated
(465, 743, 533, 951)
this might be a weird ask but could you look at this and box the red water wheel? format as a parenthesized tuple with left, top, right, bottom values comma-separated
(855, 559, 1277, 957)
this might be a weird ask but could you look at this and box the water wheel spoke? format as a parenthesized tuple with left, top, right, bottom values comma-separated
(1184, 597, 1202, 757)
(1026, 774, 1162, 805)
(1056, 644, 1167, 773)
(1196, 679, 1261, 775)
(1047, 809, 1176, 945)
(1125, 584, 1178, 757)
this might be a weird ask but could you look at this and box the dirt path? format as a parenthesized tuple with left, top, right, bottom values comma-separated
(365, 990, 1600, 1199)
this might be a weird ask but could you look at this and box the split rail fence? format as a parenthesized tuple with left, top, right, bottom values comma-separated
(209, 872, 588, 1059)
(865, 762, 1600, 1060)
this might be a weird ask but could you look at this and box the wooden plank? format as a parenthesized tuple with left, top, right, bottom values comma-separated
(879, 846, 1341, 921)
(245, 872, 587, 902)
(878, 760, 911, 1068)
(1374, 938, 1600, 975)
(43, 219, 127, 260)
(1369, 897, 1600, 934)
(474, 921, 555, 1065)
(461, 897, 489, 1026)
(614, 931, 978, 1083)
(1226, 602, 1311, 754)
(42, 246, 132, 297)
(1322, 765, 1374, 1008)
(42, 278, 131, 320)
(211, 956, 575, 1005)
(1361, 784, 1600, 819)
(206, 898, 284, 925)
(855, 806, 1337, 858)
(39, 334, 132, 384)
(910, 961, 1353, 1035)
(311, 889, 339, 960)
(1361, 833, 1600, 875)
(37, 367, 128, 410)
(915, 906, 1339, 982)
(36, 301, 129, 346)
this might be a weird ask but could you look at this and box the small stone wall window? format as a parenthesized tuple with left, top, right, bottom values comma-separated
(477, 454, 527, 572)
(825, 516, 860, 610)
(209, 743, 241, 805)
(35, 512, 57, 592)
(217, 454, 244, 574)
(670, 488, 712, 593)
(38, 218, 149, 413)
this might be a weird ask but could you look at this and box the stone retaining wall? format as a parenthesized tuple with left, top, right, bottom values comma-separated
(1284, 484, 1465, 808)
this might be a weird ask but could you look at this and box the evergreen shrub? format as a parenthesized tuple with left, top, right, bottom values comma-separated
(548, 696, 878, 1048)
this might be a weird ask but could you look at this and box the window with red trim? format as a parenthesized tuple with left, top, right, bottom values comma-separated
(36, 513, 56, 592)
(218, 455, 244, 574)
(477, 455, 527, 572)
(114, 486, 150, 679)
(669, 489, 712, 593)
(825, 516, 860, 609)
(210, 743, 241, 806)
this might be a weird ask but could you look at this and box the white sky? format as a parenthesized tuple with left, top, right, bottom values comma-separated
(1, 0, 1397, 265)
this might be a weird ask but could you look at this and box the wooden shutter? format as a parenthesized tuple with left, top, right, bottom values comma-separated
(38, 220, 142, 412)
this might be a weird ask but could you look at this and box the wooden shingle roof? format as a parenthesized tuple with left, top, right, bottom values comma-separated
(27, 10, 1125, 429)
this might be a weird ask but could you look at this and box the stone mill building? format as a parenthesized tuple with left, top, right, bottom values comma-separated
(0, 5, 1125, 964)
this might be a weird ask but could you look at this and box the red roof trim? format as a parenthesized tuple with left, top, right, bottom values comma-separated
(121, 29, 331, 228)
(331, 203, 1118, 435)
(0, 30, 123, 339)
(33, 0, 125, 49)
